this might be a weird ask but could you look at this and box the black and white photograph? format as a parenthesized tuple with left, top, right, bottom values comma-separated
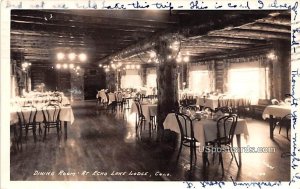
(1, 1, 299, 188)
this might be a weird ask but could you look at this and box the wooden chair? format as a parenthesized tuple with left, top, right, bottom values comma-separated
(278, 113, 291, 139)
(116, 92, 124, 111)
(174, 112, 198, 168)
(16, 105, 38, 145)
(134, 100, 146, 134)
(214, 115, 239, 175)
(42, 104, 61, 140)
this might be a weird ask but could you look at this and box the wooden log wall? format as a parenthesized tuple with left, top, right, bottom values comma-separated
(84, 68, 106, 99)
(70, 71, 84, 101)
(105, 71, 116, 92)
(30, 66, 57, 92)
(56, 70, 71, 97)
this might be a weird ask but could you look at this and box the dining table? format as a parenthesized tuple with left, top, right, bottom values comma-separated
(163, 113, 249, 166)
(10, 104, 75, 139)
(130, 101, 157, 126)
(196, 96, 219, 110)
(262, 104, 291, 139)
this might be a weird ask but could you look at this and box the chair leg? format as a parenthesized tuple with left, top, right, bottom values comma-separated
(279, 125, 282, 134)
(177, 140, 183, 161)
(33, 125, 37, 142)
(25, 125, 29, 141)
(219, 152, 224, 175)
(38, 123, 42, 135)
(229, 146, 239, 167)
(194, 142, 197, 160)
(43, 125, 47, 141)
(190, 142, 193, 168)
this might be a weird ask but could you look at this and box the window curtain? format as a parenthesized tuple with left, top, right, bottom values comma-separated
(121, 70, 142, 89)
(146, 68, 157, 88)
(188, 64, 212, 95)
(228, 61, 270, 104)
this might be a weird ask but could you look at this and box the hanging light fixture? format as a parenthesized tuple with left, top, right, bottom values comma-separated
(57, 52, 65, 60)
(78, 53, 87, 62)
(68, 52, 76, 61)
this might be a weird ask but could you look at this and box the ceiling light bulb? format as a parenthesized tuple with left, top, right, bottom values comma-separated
(68, 52, 76, 61)
(176, 57, 182, 63)
(267, 52, 276, 60)
(76, 66, 80, 70)
(136, 65, 141, 69)
(130, 65, 135, 69)
(183, 56, 189, 62)
(99, 64, 102, 67)
(57, 52, 65, 60)
(69, 64, 74, 69)
(150, 51, 156, 58)
(56, 64, 61, 69)
(126, 65, 130, 69)
(79, 53, 87, 62)
(63, 63, 68, 69)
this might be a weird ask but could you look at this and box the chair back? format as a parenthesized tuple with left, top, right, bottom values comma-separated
(116, 92, 123, 102)
(218, 95, 227, 107)
(17, 106, 37, 125)
(216, 115, 238, 144)
(175, 112, 194, 140)
(280, 113, 291, 126)
(134, 100, 144, 117)
(42, 104, 61, 123)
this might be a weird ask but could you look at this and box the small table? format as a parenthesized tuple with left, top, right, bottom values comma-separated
(262, 105, 291, 139)
(163, 113, 249, 166)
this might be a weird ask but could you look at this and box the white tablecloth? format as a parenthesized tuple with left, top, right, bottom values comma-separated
(131, 102, 157, 124)
(97, 91, 108, 103)
(262, 105, 291, 119)
(108, 93, 116, 105)
(163, 113, 249, 148)
(10, 105, 75, 124)
(196, 97, 219, 110)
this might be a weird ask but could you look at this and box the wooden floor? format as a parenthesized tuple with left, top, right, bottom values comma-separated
(10, 100, 290, 181)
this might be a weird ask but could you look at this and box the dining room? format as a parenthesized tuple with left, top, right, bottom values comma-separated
(5, 9, 293, 183)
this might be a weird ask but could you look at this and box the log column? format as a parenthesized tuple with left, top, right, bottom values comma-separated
(155, 36, 179, 139)
(271, 40, 291, 100)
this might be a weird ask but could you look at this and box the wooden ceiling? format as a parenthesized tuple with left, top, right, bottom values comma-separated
(11, 10, 291, 67)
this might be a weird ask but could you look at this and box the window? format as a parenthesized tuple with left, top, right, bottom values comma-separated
(146, 74, 157, 88)
(188, 70, 211, 94)
(228, 67, 269, 100)
(121, 70, 142, 89)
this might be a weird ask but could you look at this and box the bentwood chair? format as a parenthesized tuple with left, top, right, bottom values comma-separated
(16, 105, 38, 145)
(213, 115, 238, 175)
(174, 112, 198, 168)
(116, 92, 124, 111)
(134, 100, 146, 138)
(278, 113, 291, 139)
(42, 104, 61, 140)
